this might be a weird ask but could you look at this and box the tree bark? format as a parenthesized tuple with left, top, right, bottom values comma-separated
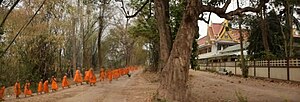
(154, 0, 172, 72)
(238, 16, 247, 77)
(72, 16, 77, 70)
(285, 1, 293, 57)
(97, 19, 103, 69)
(237, 0, 247, 77)
(157, 0, 200, 101)
(260, 6, 270, 52)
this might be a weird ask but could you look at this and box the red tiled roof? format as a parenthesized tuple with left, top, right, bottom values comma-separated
(211, 23, 223, 37)
(200, 21, 249, 46)
(197, 36, 207, 45)
(208, 26, 215, 40)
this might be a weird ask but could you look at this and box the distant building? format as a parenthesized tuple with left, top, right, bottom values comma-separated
(197, 20, 300, 68)
(197, 20, 248, 61)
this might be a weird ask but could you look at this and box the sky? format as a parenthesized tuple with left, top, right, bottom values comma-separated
(197, 0, 245, 39)
(198, 13, 225, 38)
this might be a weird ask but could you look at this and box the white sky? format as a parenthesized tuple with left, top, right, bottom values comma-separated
(197, 0, 246, 39)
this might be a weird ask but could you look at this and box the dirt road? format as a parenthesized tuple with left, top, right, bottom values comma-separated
(3, 69, 300, 102)
(4, 69, 157, 102)
(189, 70, 300, 102)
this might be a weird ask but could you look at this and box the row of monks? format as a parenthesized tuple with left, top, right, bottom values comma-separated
(0, 66, 138, 101)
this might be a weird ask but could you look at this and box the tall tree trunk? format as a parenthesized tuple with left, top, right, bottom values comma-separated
(157, 0, 199, 101)
(154, 0, 172, 72)
(238, 16, 247, 77)
(285, 1, 293, 57)
(260, 6, 270, 52)
(237, 0, 247, 77)
(97, 2, 107, 70)
(72, 17, 77, 70)
(97, 22, 103, 69)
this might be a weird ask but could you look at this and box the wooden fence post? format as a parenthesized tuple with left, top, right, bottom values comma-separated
(235, 59, 237, 75)
(287, 57, 290, 81)
(268, 59, 270, 78)
(254, 60, 256, 77)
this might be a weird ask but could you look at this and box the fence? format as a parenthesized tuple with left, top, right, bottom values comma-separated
(198, 58, 300, 81)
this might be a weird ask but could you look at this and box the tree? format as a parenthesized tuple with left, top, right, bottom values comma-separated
(154, 0, 268, 101)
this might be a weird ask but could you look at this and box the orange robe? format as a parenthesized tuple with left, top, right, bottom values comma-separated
(125, 68, 129, 75)
(14, 82, 21, 96)
(38, 81, 43, 93)
(74, 70, 83, 83)
(62, 75, 69, 88)
(89, 70, 97, 84)
(122, 69, 126, 75)
(43, 80, 49, 93)
(24, 82, 32, 95)
(84, 71, 90, 82)
(107, 70, 112, 82)
(112, 70, 116, 79)
(115, 69, 120, 79)
(100, 68, 105, 81)
(51, 78, 58, 90)
(0, 86, 5, 99)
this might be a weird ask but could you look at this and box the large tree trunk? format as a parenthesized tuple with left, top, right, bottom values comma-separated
(154, 0, 172, 72)
(157, 0, 199, 101)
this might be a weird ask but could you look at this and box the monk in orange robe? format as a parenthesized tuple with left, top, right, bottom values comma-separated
(62, 73, 70, 89)
(0, 85, 5, 101)
(37, 79, 43, 94)
(122, 68, 126, 76)
(84, 69, 90, 84)
(107, 69, 112, 83)
(24, 80, 33, 97)
(112, 70, 116, 79)
(43, 79, 49, 93)
(100, 68, 105, 81)
(14, 81, 21, 98)
(51, 76, 58, 91)
(126, 68, 131, 77)
(115, 69, 120, 80)
(89, 68, 97, 86)
(74, 69, 83, 86)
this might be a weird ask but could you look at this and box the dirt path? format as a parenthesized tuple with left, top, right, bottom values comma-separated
(189, 70, 300, 102)
(3, 69, 300, 102)
(4, 69, 157, 102)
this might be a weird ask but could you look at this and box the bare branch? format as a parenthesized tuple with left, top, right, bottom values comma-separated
(0, 0, 47, 57)
(0, 0, 21, 27)
(222, 0, 231, 12)
(198, 12, 212, 24)
(202, 0, 268, 20)
(121, 0, 150, 18)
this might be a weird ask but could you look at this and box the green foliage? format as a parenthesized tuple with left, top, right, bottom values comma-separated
(0, 0, 72, 87)
(247, 10, 285, 60)
(170, 0, 185, 41)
